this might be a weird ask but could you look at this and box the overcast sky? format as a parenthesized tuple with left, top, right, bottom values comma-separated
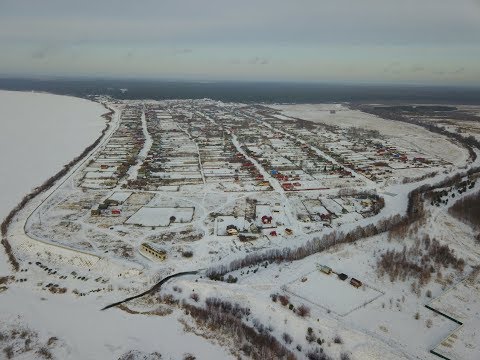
(1, 0, 480, 85)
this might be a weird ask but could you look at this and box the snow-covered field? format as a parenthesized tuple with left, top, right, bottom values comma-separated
(0, 90, 106, 221)
(286, 269, 383, 316)
(126, 207, 194, 227)
(271, 104, 469, 166)
(0, 286, 233, 360)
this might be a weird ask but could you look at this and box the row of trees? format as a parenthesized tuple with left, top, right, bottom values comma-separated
(207, 213, 405, 280)
(448, 190, 480, 228)
(183, 298, 295, 360)
(377, 235, 465, 285)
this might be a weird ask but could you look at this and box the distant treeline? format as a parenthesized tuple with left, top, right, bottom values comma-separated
(2, 78, 480, 104)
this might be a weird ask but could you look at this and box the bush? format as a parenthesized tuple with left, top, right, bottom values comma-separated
(3, 346, 14, 359)
(36, 347, 53, 359)
(377, 236, 465, 285)
(190, 293, 199, 302)
(282, 332, 293, 344)
(340, 353, 351, 360)
(182, 251, 193, 258)
(297, 304, 310, 317)
(333, 335, 343, 344)
(307, 350, 332, 360)
(183, 302, 294, 359)
(306, 333, 316, 343)
(226, 275, 238, 283)
(278, 294, 290, 306)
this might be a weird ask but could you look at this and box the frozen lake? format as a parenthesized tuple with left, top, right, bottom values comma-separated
(0, 90, 106, 221)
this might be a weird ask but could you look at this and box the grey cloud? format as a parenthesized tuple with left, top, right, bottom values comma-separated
(1, 0, 480, 46)
(173, 48, 193, 55)
(411, 65, 425, 73)
(31, 44, 59, 59)
(383, 62, 402, 74)
(248, 57, 269, 65)
(31, 48, 48, 59)
(229, 57, 270, 65)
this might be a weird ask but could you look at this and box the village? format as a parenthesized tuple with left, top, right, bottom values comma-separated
(21, 99, 459, 270)
(3, 97, 480, 360)
(23, 99, 448, 268)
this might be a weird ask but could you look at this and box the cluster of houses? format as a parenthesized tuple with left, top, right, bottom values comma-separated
(81, 106, 145, 189)
(133, 108, 203, 188)
(90, 192, 131, 217)
(320, 134, 437, 182)
(128, 104, 273, 192)
(317, 264, 363, 288)
(250, 110, 440, 184)
(233, 116, 359, 191)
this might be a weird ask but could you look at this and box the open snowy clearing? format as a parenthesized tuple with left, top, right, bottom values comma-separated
(286, 269, 383, 316)
(0, 286, 234, 360)
(125, 207, 194, 227)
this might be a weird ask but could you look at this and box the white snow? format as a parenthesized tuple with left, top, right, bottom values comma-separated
(0, 286, 234, 360)
(271, 103, 469, 166)
(107, 191, 133, 203)
(126, 207, 194, 227)
(285, 269, 383, 316)
(1, 95, 479, 359)
(0, 90, 106, 221)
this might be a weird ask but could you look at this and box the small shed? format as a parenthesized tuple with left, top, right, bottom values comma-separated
(90, 205, 100, 216)
(350, 278, 362, 288)
(98, 203, 109, 210)
(338, 273, 348, 281)
(104, 199, 120, 206)
(317, 264, 332, 274)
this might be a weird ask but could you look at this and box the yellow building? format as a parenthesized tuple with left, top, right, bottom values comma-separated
(140, 243, 167, 261)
